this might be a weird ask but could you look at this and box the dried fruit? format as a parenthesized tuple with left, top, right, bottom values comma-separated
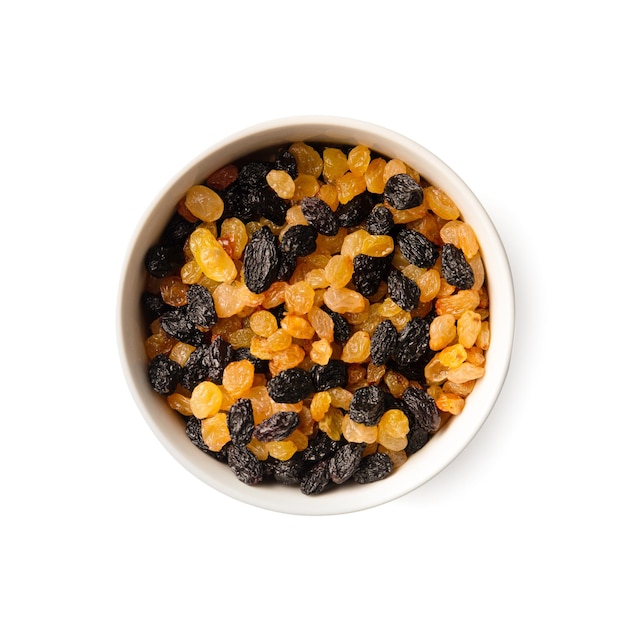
(386, 269, 421, 311)
(266, 367, 313, 403)
(310, 360, 348, 391)
(349, 385, 385, 426)
(300, 196, 339, 236)
(441, 243, 475, 290)
(227, 444, 263, 485)
(226, 398, 255, 446)
(253, 411, 300, 442)
(148, 354, 182, 395)
(402, 386, 441, 433)
(243, 226, 280, 294)
(329, 443, 365, 484)
(396, 228, 439, 268)
(352, 452, 394, 483)
(369, 319, 398, 366)
(384, 173, 424, 210)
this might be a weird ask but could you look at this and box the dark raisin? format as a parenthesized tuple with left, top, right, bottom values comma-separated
(396, 228, 439, 268)
(238, 161, 271, 188)
(276, 249, 298, 282)
(227, 445, 263, 486)
(302, 431, 342, 462)
(161, 212, 199, 245)
(384, 173, 424, 210)
(144, 244, 185, 278)
(300, 196, 339, 236)
(243, 226, 280, 294)
(300, 458, 331, 495)
(253, 411, 300, 442)
(220, 181, 255, 222)
(386, 269, 421, 311)
(352, 254, 390, 296)
(441, 243, 475, 290)
(280, 224, 318, 257)
(186, 284, 217, 328)
(329, 443, 365, 484)
(204, 335, 234, 384)
(365, 205, 395, 235)
(352, 452, 394, 484)
(226, 399, 255, 446)
(369, 319, 398, 366)
(402, 386, 441, 433)
(256, 185, 288, 225)
(270, 453, 305, 485)
(185, 417, 212, 455)
(405, 417, 431, 455)
(335, 192, 375, 228)
(395, 317, 430, 366)
(147, 354, 182, 395)
(141, 292, 171, 321)
(310, 360, 348, 391)
(349, 385, 385, 426)
(160, 307, 204, 346)
(274, 146, 298, 178)
(321, 306, 350, 344)
(233, 347, 269, 374)
(266, 367, 314, 403)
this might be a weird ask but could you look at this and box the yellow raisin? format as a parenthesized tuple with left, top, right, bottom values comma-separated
(284, 281, 316, 315)
(169, 342, 195, 366)
(144, 331, 176, 360)
(425, 186, 460, 220)
(323, 147, 349, 183)
(289, 142, 323, 177)
(435, 290, 481, 318)
(340, 229, 370, 259)
(160, 276, 188, 307)
(310, 338, 333, 365)
(446, 362, 485, 384)
(341, 330, 371, 363)
(364, 157, 387, 194)
(335, 172, 367, 204)
(424, 353, 449, 385)
(281, 314, 315, 339)
(316, 184, 340, 210)
(266, 169, 296, 199)
(269, 344, 306, 375)
(439, 220, 480, 258)
(439, 343, 468, 368)
(457, 311, 482, 348)
(360, 234, 395, 257)
(167, 392, 193, 416)
(292, 174, 321, 202)
(436, 392, 465, 415)
(249, 310, 278, 338)
(323, 287, 367, 314)
(429, 314, 457, 351)
(383, 159, 407, 182)
(189, 227, 237, 283)
(417, 269, 441, 302)
(342, 413, 378, 444)
(266, 440, 298, 461)
(266, 328, 292, 352)
(201, 412, 231, 451)
(378, 409, 410, 438)
(324, 254, 354, 289)
(347, 145, 371, 175)
(318, 407, 344, 441)
(221, 360, 255, 398)
(220, 218, 248, 260)
(185, 185, 224, 222)
(310, 391, 332, 422)
(190, 381, 223, 419)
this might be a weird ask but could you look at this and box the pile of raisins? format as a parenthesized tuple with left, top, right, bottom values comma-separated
(142, 141, 490, 495)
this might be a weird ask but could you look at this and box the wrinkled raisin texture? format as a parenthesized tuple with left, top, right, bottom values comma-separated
(441, 243, 475, 290)
(141, 140, 490, 496)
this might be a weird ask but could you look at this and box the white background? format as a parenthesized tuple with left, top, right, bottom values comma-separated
(1, 1, 624, 624)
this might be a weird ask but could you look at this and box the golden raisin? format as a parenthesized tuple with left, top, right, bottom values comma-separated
(324, 254, 354, 289)
(201, 412, 231, 451)
(185, 185, 224, 222)
(429, 314, 457, 351)
(341, 330, 371, 363)
(284, 281, 316, 315)
(189, 227, 237, 283)
(266, 169, 296, 199)
(190, 381, 223, 419)
(347, 145, 371, 175)
(323, 147, 349, 183)
(425, 186, 461, 220)
(221, 360, 255, 398)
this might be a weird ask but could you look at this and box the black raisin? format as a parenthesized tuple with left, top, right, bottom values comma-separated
(148, 354, 182, 395)
(395, 317, 430, 366)
(369, 319, 398, 366)
(276, 249, 298, 282)
(302, 431, 342, 462)
(253, 411, 300, 442)
(185, 417, 212, 455)
(300, 458, 331, 495)
(227, 445, 263, 486)
(160, 307, 204, 346)
(238, 161, 271, 188)
(266, 367, 314, 403)
(352, 254, 390, 296)
(243, 226, 280, 294)
(220, 181, 255, 222)
(335, 192, 375, 228)
(384, 173, 424, 210)
(321, 306, 350, 344)
(386, 269, 421, 311)
(365, 205, 395, 235)
(226, 399, 255, 446)
(405, 417, 431, 455)
(300, 196, 339, 236)
(186, 284, 217, 328)
(329, 443, 365, 484)
(144, 244, 185, 278)
(402, 386, 441, 433)
(232, 347, 269, 374)
(181, 336, 233, 389)
(280, 224, 318, 257)
(161, 212, 199, 245)
(441, 243, 475, 290)
(352, 452, 394, 484)
(256, 185, 288, 225)
(349, 385, 385, 426)
(274, 146, 298, 178)
(141, 292, 171, 321)
(396, 228, 439, 268)
(310, 360, 348, 391)
(270, 454, 305, 485)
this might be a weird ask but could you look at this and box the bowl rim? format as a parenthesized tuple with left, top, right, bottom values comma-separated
(117, 115, 515, 516)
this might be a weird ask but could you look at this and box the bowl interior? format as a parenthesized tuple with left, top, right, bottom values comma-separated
(117, 116, 514, 515)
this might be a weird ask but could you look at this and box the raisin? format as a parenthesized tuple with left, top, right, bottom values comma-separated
(334, 192, 375, 228)
(274, 146, 298, 178)
(266, 367, 314, 403)
(349, 385, 385, 426)
(365, 205, 394, 235)
(384, 173, 424, 210)
(186, 284, 217, 328)
(181, 336, 232, 388)
(160, 307, 205, 346)
(148, 354, 182, 395)
(253, 411, 300, 442)
(352, 254, 390, 296)
(300, 458, 331, 495)
(185, 417, 212, 455)
(395, 317, 430, 366)
(386, 269, 421, 311)
(270, 453, 305, 485)
(141, 292, 171, 321)
(232, 346, 269, 374)
(300, 196, 339, 236)
(321, 306, 350, 344)
(329, 442, 365, 484)
(243, 226, 280, 294)
(302, 431, 341, 462)
(161, 212, 199, 245)
(226, 398, 255, 446)
(369, 319, 398, 366)
(396, 228, 439, 268)
(441, 243, 475, 290)
(239, 161, 272, 188)
(220, 181, 255, 222)
(281, 224, 318, 257)
(257, 185, 289, 225)
(310, 360, 348, 391)
(405, 418, 431, 455)
(227, 444, 263, 485)
(402, 386, 441, 433)
(144, 244, 185, 278)
(352, 451, 394, 483)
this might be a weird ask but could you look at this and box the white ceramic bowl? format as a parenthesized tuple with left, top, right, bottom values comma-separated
(117, 116, 514, 516)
